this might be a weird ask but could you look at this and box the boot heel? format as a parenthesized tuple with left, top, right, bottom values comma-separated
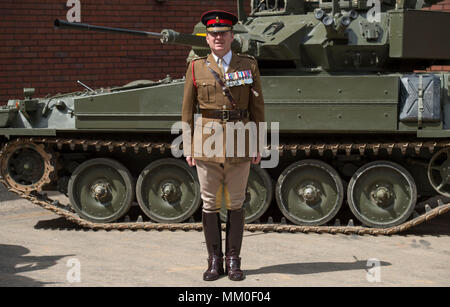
(225, 209, 245, 281)
(203, 255, 224, 281)
(225, 256, 245, 281)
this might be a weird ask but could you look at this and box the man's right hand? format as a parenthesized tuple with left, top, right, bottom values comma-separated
(186, 156, 196, 167)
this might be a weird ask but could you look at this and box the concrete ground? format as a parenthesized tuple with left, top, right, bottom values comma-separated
(0, 184, 449, 287)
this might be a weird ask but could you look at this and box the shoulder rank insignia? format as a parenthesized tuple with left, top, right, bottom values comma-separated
(189, 55, 206, 63)
(237, 53, 256, 61)
(224, 70, 253, 87)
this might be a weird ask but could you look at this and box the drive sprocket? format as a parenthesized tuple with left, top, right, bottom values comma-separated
(0, 138, 56, 193)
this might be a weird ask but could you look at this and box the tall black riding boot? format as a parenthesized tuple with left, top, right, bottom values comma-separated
(225, 208, 245, 281)
(202, 211, 224, 281)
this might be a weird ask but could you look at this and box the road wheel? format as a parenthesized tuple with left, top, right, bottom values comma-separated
(276, 159, 344, 226)
(347, 160, 417, 228)
(428, 147, 450, 197)
(136, 158, 201, 223)
(68, 158, 134, 223)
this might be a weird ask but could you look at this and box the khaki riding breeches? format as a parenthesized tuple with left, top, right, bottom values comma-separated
(195, 160, 251, 212)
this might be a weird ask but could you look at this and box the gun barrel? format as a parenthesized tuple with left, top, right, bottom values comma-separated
(54, 19, 162, 38)
(160, 29, 208, 48)
(54, 19, 208, 48)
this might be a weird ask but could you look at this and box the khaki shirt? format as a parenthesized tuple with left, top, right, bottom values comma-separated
(182, 52, 265, 163)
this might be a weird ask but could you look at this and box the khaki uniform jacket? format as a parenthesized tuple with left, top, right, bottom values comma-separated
(182, 52, 265, 164)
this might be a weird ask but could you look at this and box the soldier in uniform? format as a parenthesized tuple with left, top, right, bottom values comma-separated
(181, 10, 265, 281)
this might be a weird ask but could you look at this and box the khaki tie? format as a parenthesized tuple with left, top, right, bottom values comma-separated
(217, 57, 225, 75)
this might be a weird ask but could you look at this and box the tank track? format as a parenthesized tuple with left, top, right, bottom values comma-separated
(1, 136, 450, 235)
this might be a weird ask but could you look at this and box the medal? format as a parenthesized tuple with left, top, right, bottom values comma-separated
(225, 70, 254, 87)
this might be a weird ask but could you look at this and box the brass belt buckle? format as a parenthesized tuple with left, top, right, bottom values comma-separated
(222, 110, 230, 122)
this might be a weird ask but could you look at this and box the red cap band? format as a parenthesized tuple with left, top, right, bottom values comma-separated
(207, 19, 233, 26)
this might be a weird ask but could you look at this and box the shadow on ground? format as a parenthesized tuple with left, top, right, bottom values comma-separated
(0, 244, 73, 286)
(245, 259, 391, 276)
(400, 214, 450, 236)
(34, 217, 85, 231)
(0, 184, 21, 202)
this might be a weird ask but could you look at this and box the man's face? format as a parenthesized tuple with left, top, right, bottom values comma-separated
(206, 31, 234, 56)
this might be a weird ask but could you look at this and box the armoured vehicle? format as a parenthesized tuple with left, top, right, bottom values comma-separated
(1, 0, 450, 234)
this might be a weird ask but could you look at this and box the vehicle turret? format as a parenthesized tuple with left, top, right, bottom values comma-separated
(55, 0, 450, 73)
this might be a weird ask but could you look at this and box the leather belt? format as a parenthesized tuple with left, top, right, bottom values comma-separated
(200, 109, 248, 121)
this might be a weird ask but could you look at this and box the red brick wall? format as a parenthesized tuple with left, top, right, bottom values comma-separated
(0, 0, 245, 104)
(423, 0, 450, 11)
(0, 0, 449, 104)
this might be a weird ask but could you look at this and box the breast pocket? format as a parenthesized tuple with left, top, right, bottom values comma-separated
(197, 80, 216, 104)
